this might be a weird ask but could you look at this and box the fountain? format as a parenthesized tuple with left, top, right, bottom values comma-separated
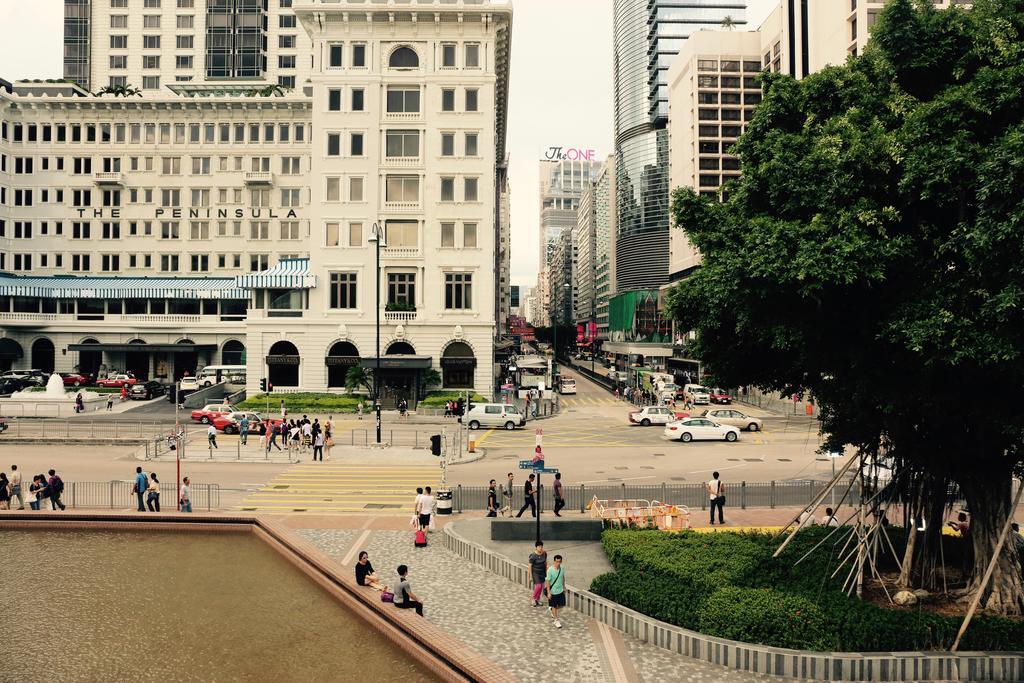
(0, 372, 104, 416)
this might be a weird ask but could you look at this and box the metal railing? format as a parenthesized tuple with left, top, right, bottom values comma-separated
(0, 419, 180, 440)
(50, 481, 220, 511)
(731, 387, 819, 417)
(448, 480, 860, 513)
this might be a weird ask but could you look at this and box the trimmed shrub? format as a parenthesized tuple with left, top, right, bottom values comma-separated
(419, 391, 486, 407)
(699, 587, 831, 651)
(236, 393, 362, 414)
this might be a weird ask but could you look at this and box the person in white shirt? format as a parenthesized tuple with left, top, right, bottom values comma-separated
(179, 476, 192, 513)
(9, 465, 24, 510)
(418, 486, 436, 532)
(707, 472, 725, 525)
(798, 510, 817, 527)
(821, 507, 840, 527)
(207, 424, 218, 449)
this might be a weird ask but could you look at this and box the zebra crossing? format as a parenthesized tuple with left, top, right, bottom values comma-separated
(559, 396, 625, 407)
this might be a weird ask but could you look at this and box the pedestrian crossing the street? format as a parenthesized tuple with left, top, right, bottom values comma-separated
(238, 463, 440, 513)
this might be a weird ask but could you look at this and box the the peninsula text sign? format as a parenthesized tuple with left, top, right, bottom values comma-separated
(75, 207, 301, 220)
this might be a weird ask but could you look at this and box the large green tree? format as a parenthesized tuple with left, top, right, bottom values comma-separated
(668, 0, 1024, 614)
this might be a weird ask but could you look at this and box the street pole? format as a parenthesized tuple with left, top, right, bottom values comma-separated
(372, 222, 383, 445)
(536, 470, 542, 545)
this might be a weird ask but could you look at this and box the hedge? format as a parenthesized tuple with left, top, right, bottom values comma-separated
(590, 527, 1024, 652)
(236, 393, 362, 414)
(418, 391, 486, 407)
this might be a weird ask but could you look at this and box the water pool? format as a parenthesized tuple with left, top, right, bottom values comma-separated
(0, 529, 435, 682)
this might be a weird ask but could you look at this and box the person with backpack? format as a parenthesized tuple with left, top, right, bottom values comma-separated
(133, 466, 149, 512)
(707, 471, 726, 525)
(393, 564, 424, 616)
(47, 469, 66, 510)
(545, 554, 566, 629)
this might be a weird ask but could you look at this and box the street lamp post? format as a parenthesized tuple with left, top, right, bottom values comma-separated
(368, 222, 386, 444)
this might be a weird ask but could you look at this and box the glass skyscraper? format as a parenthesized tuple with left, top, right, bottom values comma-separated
(613, 0, 745, 291)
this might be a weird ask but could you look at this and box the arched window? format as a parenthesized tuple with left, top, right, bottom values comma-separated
(386, 341, 415, 355)
(441, 342, 475, 389)
(326, 341, 360, 388)
(267, 340, 300, 387)
(222, 340, 246, 366)
(31, 338, 56, 374)
(389, 46, 419, 69)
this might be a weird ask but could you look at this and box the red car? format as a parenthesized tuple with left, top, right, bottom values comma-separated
(212, 411, 284, 434)
(59, 372, 88, 387)
(190, 403, 235, 424)
(96, 374, 137, 388)
(709, 389, 732, 405)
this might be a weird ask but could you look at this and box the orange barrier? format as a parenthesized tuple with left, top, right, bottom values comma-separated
(587, 496, 691, 530)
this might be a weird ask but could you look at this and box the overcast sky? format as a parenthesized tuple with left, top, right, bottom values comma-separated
(0, 0, 775, 288)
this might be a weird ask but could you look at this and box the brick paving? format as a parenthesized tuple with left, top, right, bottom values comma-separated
(299, 528, 776, 683)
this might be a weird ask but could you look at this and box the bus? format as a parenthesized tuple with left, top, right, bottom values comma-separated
(195, 365, 247, 387)
(558, 376, 577, 395)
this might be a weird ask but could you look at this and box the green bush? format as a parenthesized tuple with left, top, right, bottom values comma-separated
(590, 527, 1024, 652)
(419, 391, 486, 407)
(236, 393, 362, 414)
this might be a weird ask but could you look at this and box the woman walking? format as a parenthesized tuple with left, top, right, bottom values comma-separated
(146, 472, 161, 512)
(0, 472, 10, 510)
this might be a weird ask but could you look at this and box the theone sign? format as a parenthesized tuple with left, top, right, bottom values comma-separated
(543, 146, 596, 162)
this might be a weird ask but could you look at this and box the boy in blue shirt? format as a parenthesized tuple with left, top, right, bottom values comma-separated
(545, 554, 566, 629)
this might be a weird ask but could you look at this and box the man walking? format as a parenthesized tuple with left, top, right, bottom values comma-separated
(179, 476, 192, 512)
(9, 464, 24, 510)
(486, 479, 498, 517)
(545, 554, 566, 629)
(134, 466, 148, 512)
(238, 414, 249, 446)
(207, 423, 218, 450)
(419, 486, 435, 532)
(528, 541, 548, 606)
(553, 472, 565, 517)
(708, 471, 725, 525)
(47, 469, 66, 510)
(500, 472, 514, 517)
(516, 473, 536, 518)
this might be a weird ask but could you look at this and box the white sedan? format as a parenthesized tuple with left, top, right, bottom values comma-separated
(629, 406, 689, 426)
(663, 418, 740, 443)
(700, 408, 763, 432)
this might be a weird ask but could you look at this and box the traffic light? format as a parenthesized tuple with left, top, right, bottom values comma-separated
(430, 434, 442, 456)
(259, 378, 267, 392)
(267, 381, 273, 393)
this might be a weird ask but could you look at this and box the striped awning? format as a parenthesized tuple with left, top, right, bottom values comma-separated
(235, 258, 316, 289)
(0, 274, 248, 300)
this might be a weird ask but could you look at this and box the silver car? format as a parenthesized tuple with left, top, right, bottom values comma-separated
(700, 408, 763, 432)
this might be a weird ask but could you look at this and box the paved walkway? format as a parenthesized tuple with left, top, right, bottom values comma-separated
(299, 525, 776, 683)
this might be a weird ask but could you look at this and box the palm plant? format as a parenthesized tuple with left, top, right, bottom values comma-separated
(345, 366, 373, 394)
(721, 15, 737, 31)
(245, 84, 287, 97)
(94, 84, 142, 97)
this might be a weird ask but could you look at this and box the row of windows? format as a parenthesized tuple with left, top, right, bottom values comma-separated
(2, 155, 304, 176)
(324, 131, 479, 159)
(0, 219, 303, 241)
(110, 54, 195, 70)
(323, 86, 481, 115)
(0, 251, 291, 274)
(696, 76, 759, 89)
(697, 108, 756, 122)
(697, 59, 763, 73)
(323, 220, 478, 249)
(697, 91, 762, 105)
(109, 0, 197, 8)
(321, 175, 482, 203)
(328, 272, 473, 310)
(0, 121, 307, 145)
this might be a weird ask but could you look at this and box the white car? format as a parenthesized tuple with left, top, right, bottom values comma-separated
(462, 403, 525, 430)
(664, 418, 740, 442)
(683, 384, 711, 405)
(700, 408, 763, 432)
(629, 406, 689, 426)
(178, 377, 200, 391)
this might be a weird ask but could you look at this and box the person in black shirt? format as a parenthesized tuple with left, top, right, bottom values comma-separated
(486, 480, 498, 517)
(516, 473, 537, 518)
(355, 551, 383, 590)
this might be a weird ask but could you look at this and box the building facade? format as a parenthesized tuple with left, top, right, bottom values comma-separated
(3, 0, 512, 405)
(612, 0, 746, 294)
(574, 181, 597, 327)
(547, 228, 574, 329)
(64, 0, 313, 94)
(593, 154, 616, 339)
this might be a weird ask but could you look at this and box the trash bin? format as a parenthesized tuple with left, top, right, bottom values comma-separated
(436, 489, 453, 515)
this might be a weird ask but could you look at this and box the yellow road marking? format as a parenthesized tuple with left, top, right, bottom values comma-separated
(470, 427, 497, 447)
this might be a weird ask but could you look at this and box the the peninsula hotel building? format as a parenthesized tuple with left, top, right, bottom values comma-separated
(0, 0, 512, 403)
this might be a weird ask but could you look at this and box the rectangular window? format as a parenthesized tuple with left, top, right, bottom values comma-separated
(101, 221, 121, 239)
(190, 254, 209, 272)
(441, 133, 455, 157)
(441, 177, 455, 202)
(326, 222, 340, 246)
(280, 15, 296, 28)
(177, 35, 193, 49)
(176, 55, 193, 69)
(329, 44, 343, 67)
(144, 15, 161, 28)
(327, 133, 341, 156)
(386, 87, 420, 113)
(463, 222, 477, 248)
(350, 132, 364, 156)
(279, 34, 295, 49)
(349, 177, 364, 202)
(111, 15, 127, 28)
(465, 89, 479, 111)
(441, 222, 455, 248)
(442, 43, 456, 67)
(278, 55, 296, 69)
(160, 254, 179, 272)
(110, 35, 128, 49)
(280, 189, 301, 207)
(160, 221, 180, 239)
(387, 272, 416, 306)
(352, 44, 366, 67)
(464, 177, 479, 202)
(351, 89, 365, 111)
(349, 221, 363, 247)
(385, 130, 419, 157)
(386, 176, 419, 203)
(281, 157, 301, 174)
(326, 177, 340, 202)
(445, 273, 472, 310)
(441, 89, 455, 112)
(110, 55, 127, 69)
(280, 221, 300, 240)
(143, 35, 161, 49)
(465, 133, 478, 157)
(465, 43, 480, 68)
(329, 273, 358, 309)
(249, 221, 269, 240)
(189, 221, 209, 239)
(143, 76, 160, 90)
(328, 89, 342, 111)
(73, 222, 91, 239)
(191, 156, 210, 175)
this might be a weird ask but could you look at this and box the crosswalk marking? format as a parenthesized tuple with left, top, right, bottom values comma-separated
(239, 463, 440, 513)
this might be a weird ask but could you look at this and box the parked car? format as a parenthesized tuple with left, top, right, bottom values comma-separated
(664, 418, 740, 443)
(628, 406, 689, 426)
(190, 403, 235, 424)
(709, 388, 732, 404)
(700, 408, 762, 432)
(0, 378, 30, 396)
(59, 372, 89, 387)
(0, 369, 46, 386)
(460, 403, 525, 430)
(96, 374, 137, 388)
(129, 380, 166, 400)
(683, 384, 711, 405)
(178, 377, 200, 391)
(214, 411, 283, 434)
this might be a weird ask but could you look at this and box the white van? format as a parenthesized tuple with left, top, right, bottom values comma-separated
(462, 403, 526, 430)
(195, 365, 247, 387)
(684, 384, 711, 405)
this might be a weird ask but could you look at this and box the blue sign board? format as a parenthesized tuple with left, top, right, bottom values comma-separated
(518, 460, 534, 469)
(538, 467, 559, 474)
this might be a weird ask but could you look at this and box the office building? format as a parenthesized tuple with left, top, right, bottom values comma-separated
(574, 181, 597, 328)
(3, 0, 513, 404)
(594, 155, 616, 339)
(547, 228, 574, 328)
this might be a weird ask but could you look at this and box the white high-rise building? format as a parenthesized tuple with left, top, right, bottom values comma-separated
(2, 0, 512, 405)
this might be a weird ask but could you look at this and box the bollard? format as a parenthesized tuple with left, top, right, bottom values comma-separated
(109, 480, 114, 509)
(770, 480, 775, 508)
(580, 483, 586, 513)
(741, 481, 746, 509)
(237, 439, 241, 461)
(457, 484, 462, 513)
